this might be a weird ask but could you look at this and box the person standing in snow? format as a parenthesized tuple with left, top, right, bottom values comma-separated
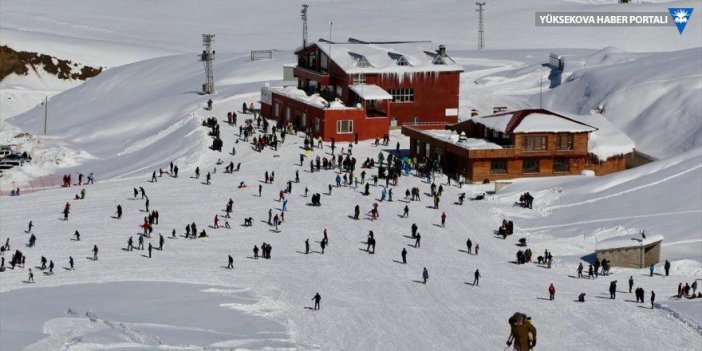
(69, 256, 74, 270)
(401, 248, 407, 264)
(214, 215, 219, 229)
(422, 267, 429, 284)
(354, 205, 360, 220)
(609, 280, 617, 299)
(473, 269, 481, 286)
(151, 171, 157, 182)
(320, 238, 326, 254)
(148, 243, 153, 258)
(27, 268, 34, 283)
(227, 255, 234, 269)
(312, 292, 321, 310)
(159, 234, 164, 251)
(402, 205, 409, 218)
(253, 245, 259, 259)
(475, 243, 479, 255)
(649, 263, 655, 277)
(650, 290, 656, 309)
(305, 239, 310, 254)
(577, 263, 584, 279)
(466, 238, 473, 254)
(548, 283, 556, 300)
(92, 245, 98, 260)
(414, 233, 421, 248)
(116, 205, 122, 219)
(664, 260, 671, 276)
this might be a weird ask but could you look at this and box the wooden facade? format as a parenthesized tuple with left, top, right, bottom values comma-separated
(402, 109, 631, 182)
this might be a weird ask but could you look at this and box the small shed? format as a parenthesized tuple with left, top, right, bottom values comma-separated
(596, 234, 663, 269)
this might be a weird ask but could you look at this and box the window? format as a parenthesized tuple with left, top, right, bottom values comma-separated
(390, 88, 414, 102)
(491, 159, 507, 174)
(553, 157, 569, 172)
(320, 52, 329, 70)
(335, 86, 343, 97)
(522, 136, 547, 151)
(557, 134, 573, 150)
(314, 118, 321, 132)
(274, 103, 280, 118)
(523, 159, 540, 173)
(396, 56, 411, 66)
(337, 120, 353, 134)
(353, 74, 366, 84)
(285, 107, 291, 121)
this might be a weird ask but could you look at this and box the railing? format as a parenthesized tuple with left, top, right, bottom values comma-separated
(0, 174, 62, 196)
(402, 121, 448, 127)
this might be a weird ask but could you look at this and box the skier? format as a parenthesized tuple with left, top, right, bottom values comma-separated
(473, 269, 481, 286)
(27, 221, 33, 233)
(402, 205, 409, 218)
(548, 283, 556, 300)
(227, 255, 234, 269)
(401, 248, 407, 264)
(127, 237, 134, 251)
(422, 267, 429, 284)
(92, 245, 98, 260)
(116, 204, 122, 219)
(69, 256, 74, 270)
(312, 292, 321, 310)
(27, 268, 34, 283)
(151, 170, 157, 182)
(138, 235, 144, 250)
(49, 260, 54, 274)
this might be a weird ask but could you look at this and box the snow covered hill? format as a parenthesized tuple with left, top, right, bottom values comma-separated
(1, 119, 700, 349)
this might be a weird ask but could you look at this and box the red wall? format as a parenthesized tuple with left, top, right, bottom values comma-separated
(263, 93, 389, 142)
(365, 71, 460, 126)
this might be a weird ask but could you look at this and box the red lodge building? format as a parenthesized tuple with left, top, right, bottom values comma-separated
(260, 38, 463, 141)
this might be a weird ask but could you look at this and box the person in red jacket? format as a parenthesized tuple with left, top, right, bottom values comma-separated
(548, 283, 556, 301)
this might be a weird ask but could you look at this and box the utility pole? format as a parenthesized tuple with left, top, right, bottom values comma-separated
(301, 4, 309, 48)
(201, 34, 215, 94)
(476, 2, 486, 49)
(540, 76, 543, 109)
(43, 96, 48, 134)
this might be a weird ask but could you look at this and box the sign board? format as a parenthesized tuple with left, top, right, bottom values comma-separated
(445, 108, 459, 117)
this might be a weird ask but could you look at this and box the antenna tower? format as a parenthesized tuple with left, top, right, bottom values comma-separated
(476, 2, 486, 49)
(201, 34, 215, 94)
(301, 4, 309, 48)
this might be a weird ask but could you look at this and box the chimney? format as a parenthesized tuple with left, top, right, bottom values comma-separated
(437, 45, 446, 58)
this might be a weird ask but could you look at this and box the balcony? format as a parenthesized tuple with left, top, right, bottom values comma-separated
(467, 147, 517, 159)
(293, 66, 330, 85)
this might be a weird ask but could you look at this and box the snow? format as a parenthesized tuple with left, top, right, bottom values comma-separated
(314, 40, 464, 74)
(267, 86, 356, 110)
(418, 129, 504, 150)
(348, 84, 392, 100)
(597, 234, 664, 251)
(0, 0, 701, 349)
(567, 112, 637, 160)
(512, 112, 596, 133)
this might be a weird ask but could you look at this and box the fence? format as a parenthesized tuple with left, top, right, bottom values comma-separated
(0, 174, 63, 196)
(251, 50, 273, 61)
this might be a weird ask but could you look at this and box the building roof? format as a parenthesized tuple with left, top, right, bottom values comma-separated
(407, 128, 504, 150)
(349, 84, 392, 100)
(301, 38, 464, 75)
(464, 109, 598, 134)
(266, 86, 358, 110)
(597, 234, 664, 251)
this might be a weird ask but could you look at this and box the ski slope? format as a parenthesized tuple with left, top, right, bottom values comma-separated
(1, 114, 701, 349)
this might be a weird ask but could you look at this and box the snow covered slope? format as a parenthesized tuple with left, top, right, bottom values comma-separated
(2, 53, 290, 185)
(1, 122, 700, 350)
(540, 47, 702, 159)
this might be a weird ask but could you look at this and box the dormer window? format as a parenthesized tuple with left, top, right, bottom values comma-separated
(432, 56, 446, 65)
(357, 57, 372, 67)
(396, 56, 410, 66)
